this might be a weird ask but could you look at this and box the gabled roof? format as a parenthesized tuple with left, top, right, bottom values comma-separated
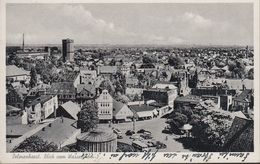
(32, 117, 78, 146)
(113, 100, 125, 115)
(99, 66, 117, 74)
(6, 65, 30, 77)
(77, 84, 96, 94)
(233, 89, 252, 103)
(129, 104, 157, 113)
(211, 65, 221, 70)
(48, 82, 76, 95)
(126, 77, 138, 85)
(152, 83, 177, 90)
(29, 95, 54, 106)
(224, 117, 253, 152)
(60, 101, 81, 120)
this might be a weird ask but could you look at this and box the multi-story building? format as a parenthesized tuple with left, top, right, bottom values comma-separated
(25, 95, 58, 124)
(62, 38, 74, 62)
(47, 82, 76, 105)
(79, 69, 97, 85)
(143, 83, 178, 107)
(95, 90, 113, 122)
(76, 84, 96, 107)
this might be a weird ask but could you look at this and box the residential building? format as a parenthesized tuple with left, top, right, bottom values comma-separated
(129, 104, 158, 120)
(76, 84, 96, 107)
(174, 95, 201, 109)
(95, 90, 113, 122)
(126, 77, 139, 87)
(79, 69, 97, 84)
(98, 66, 117, 78)
(143, 83, 178, 107)
(25, 95, 58, 124)
(232, 89, 253, 114)
(56, 101, 81, 120)
(32, 117, 80, 149)
(6, 65, 30, 82)
(113, 100, 133, 122)
(47, 82, 76, 105)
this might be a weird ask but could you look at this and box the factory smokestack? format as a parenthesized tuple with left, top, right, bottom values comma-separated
(22, 33, 25, 51)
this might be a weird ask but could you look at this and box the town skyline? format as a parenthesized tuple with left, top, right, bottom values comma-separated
(7, 3, 253, 46)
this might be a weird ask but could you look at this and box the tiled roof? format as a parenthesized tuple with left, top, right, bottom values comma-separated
(33, 117, 78, 146)
(60, 101, 81, 120)
(48, 82, 76, 95)
(77, 84, 96, 94)
(29, 95, 54, 106)
(6, 124, 39, 136)
(99, 66, 117, 74)
(129, 104, 156, 112)
(113, 100, 125, 115)
(175, 95, 201, 103)
(233, 89, 252, 102)
(6, 65, 30, 77)
(152, 83, 177, 90)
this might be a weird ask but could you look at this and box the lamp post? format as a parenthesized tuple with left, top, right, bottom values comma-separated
(133, 117, 136, 132)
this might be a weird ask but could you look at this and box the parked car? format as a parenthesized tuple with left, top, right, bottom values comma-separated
(137, 129, 152, 134)
(147, 140, 157, 147)
(137, 129, 146, 133)
(130, 134, 144, 141)
(113, 128, 123, 139)
(125, 130, 135, 136)
(156, 141, 167, 149)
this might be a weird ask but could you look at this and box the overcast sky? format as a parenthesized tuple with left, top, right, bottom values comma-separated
(7, 3, 253, 46)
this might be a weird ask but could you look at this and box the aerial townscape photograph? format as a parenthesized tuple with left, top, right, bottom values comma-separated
(5, 2, 255, 155)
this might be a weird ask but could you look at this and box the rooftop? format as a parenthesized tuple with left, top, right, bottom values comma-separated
(33, 117, 78, 146)
(175, 95, 201, 103)
(60, 101, 81, 120)
(99, 66, 117, 74)
(29, 95, 54, 106)
(77, 84, 96, 94)
(77, 128, 116, 142)
(6, 124, 39, 136)
(129, 104, 157, 112)
(48, 82, 76, 95)
(233, 89, 253, 102)
(6, 65, 30, 77)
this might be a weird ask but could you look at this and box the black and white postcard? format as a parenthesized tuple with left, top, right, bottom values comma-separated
(0, 0, 259, 163)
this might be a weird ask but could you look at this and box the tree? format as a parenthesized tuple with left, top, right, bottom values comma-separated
(142, 56, 155, 64)
(77, 100, 99, 133)
(167, 112, 188, 134)
(99, 80, 115, 96)
(248, 68, 254, 79)
(189, 70, 198, 88)
(29, 67, 37, 88)
(190, 108, 233, 151)
(109, 59, 116, 66)
(13, 136, 58, 152)
(168, 56, 185, 69)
